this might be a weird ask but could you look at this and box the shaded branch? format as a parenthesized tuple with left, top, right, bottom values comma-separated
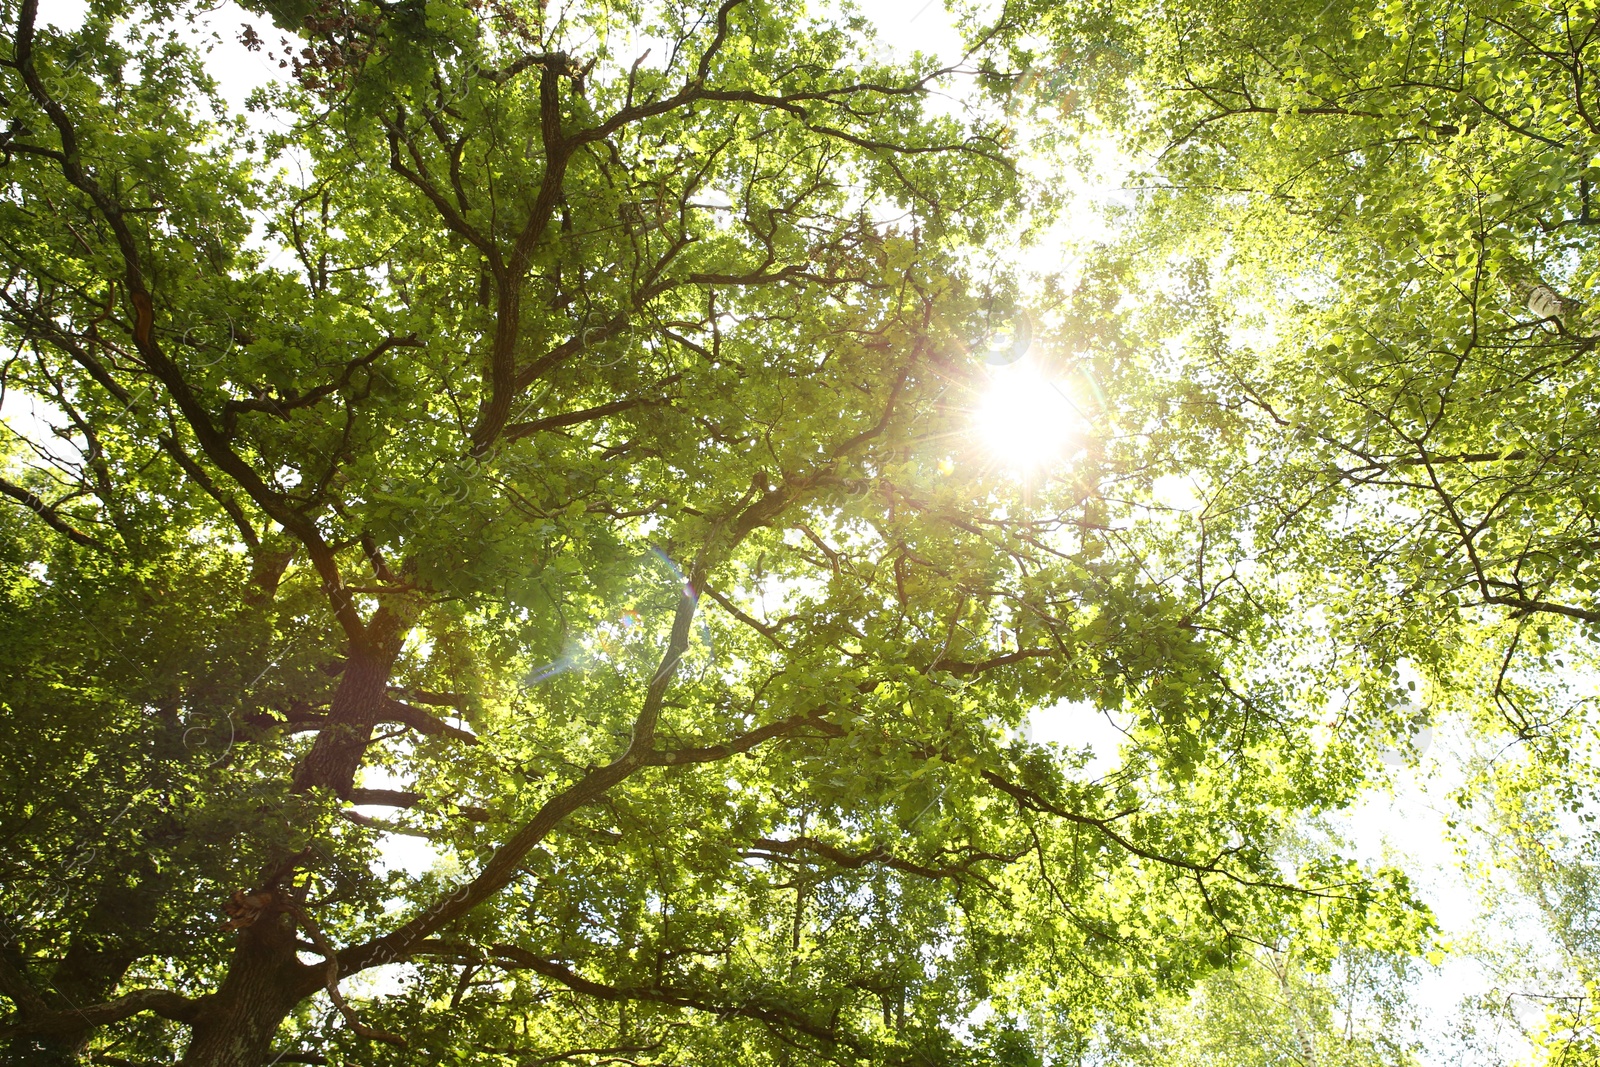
(384, 699, 478, 745)
(0, 476, 112, 551)
(502, 397, 664, 443)
(646, 708, 831, 767)
(1484, 594, 1600, 623)
(486, 945, 857, 1052)
(0, 987, 202, 1038)
(936, 648, 1058, 677)
(746, 835, 1019, 883)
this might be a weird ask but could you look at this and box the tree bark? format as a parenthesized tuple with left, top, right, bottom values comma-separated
(291, 650, 397, 798)
(178, 905, 318, 1067)
(183, 602, 418, 1060)
(1503, 261, 1583, 327)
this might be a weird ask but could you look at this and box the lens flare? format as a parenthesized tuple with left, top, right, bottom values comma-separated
(980, 311, 1034, 366)
(523, 546, 714, 689)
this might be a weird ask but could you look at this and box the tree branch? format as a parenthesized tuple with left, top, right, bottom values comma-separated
(502, 397, 663, 443)
(486, 945, 857, 1051)
(746, 835, 1019, 883)
(0, 476, 112, 551)
(13, 0, 366, 642)
(0, 987, 202, 1038)
(384, 699, 479, 744)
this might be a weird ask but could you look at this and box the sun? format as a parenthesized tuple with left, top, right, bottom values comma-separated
(972, 363, 1086, 473)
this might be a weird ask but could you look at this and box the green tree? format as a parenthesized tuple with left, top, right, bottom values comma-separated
(1012, 0, 1600, 715)
(1105, 945, 1424, 1067)
(0, 1, 1424, 1064)
(1451, 724, 1600, 1066)
(989, 2, 1600, 1055)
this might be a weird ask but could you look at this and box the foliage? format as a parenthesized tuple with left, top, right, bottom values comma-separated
(985, 0, 1600, 1059)
(0, 0, 1429, 1065)
(1102, 945, 1424, 1067)
(1447, 718, 1600, 1066)
(1014, 0, 1600, 712)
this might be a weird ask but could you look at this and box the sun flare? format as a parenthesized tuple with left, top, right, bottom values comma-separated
(972, 364, 1085, 472)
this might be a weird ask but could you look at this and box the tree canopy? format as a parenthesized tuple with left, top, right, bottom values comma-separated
(0, 0, 1594, 1064)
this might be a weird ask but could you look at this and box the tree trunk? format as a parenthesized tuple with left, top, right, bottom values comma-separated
(189, 607, 417, 1061)
(291, 649, 398, 798)
(178, 908, 315, 1067)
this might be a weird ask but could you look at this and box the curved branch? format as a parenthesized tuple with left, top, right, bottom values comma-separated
(384, 699, 479, 744)
(486, 945, 858, 1052)
(502, 396, 666, 443)
(1483, 594, 1600, 623)
(746, 835, 1020, 883)
(936, 648, 1058, 677)
(976, 765, 1350, 898)
(646, 708, 832, 767)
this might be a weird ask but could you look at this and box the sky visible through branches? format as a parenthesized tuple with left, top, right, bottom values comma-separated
(5, 0, 1596, 1063)
(6, 0, 1526, 1049)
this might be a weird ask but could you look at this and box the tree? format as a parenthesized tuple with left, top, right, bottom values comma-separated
(1012, 0, 1600, 724)
(1103, 944, 1424, 1067)
(0, 0, 1425, 1064)
(987, 3, 1600, 1057)
(1450, 722, 1600, 1066)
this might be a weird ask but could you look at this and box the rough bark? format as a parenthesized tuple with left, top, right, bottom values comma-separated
(177, 899, 320, 1067)
(179, 599, 420, 1063)
(290, 651, 396, 798)
(291, 598, 417, 798)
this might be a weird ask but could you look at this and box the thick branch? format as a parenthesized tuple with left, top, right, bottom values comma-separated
(0, 987, 202, 1038)
(248, 700, 474, 745)
(1484, 594, 1600, 623)
(936, 648, 1058, 677)
(158, 434, 259, 548)
(502, 397, 661, 443)
(0, 476, 112, 551)
(0, 955, 48, 1016)
(385, 699, 478, 744)
(646, 708, 831, 767)
(486, 945, 856, 1051)
(389, 688, 471, 709)
(746, 835, 1019, 882)
(348, 788, 422, 808)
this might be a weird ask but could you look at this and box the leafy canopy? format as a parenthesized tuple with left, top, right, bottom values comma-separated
(0, 0, 1451, 1065)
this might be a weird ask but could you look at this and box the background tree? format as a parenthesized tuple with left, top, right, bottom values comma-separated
(1103, 944, 1424, 1067)
(0, 0, 1425, 1065)
(1444, 720, 1600, 1066)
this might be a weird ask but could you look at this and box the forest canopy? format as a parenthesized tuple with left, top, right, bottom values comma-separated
(0, 0, 1596, 1064)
